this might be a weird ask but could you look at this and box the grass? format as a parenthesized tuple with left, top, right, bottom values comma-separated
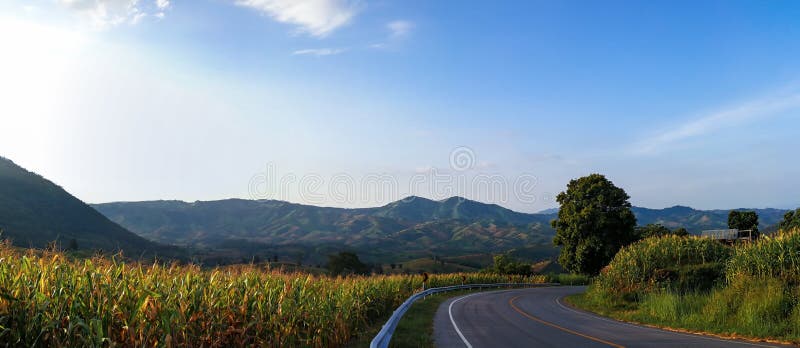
(545, 273, 590, 285)
(388, 290, 473, 348)
(0, 241, 548, 347)
(570, 229, 800, 344)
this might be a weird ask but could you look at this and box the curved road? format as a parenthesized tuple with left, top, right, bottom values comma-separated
(433, 286, 792, 348)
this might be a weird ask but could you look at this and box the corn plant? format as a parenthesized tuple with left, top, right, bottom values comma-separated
(0, 242, 544, 347)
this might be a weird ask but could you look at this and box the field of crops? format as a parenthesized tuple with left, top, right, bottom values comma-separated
(0, 241, 544, 347)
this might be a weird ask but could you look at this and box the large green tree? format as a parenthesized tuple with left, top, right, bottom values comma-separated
(635, 224, 690, 239)
(551, 174, 637, 275)
(778, 208, 800, 232)
(327, 252, 369, 276)
(488, 254, 533, 276)
(728, 210, 759, 238)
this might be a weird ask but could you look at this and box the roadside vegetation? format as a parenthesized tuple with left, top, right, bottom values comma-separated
(385, 290, 473, 348)
(547, 173, 800, 343)
(0, 240, 549, 347)
(571, 229, 800, 343)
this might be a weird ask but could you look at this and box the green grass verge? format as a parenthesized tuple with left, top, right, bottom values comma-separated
(347, 290, 475, 348)
(566, 287, 799, 345)
(388, 290, 480, 348)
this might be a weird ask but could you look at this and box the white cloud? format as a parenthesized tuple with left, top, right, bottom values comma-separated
(370, 19, 414, 50)
(292, 48, 345, 56)
(387, 20, 413, 38)
(235, 0, 361, 37)
(56, 0, 171, 28)
(634, 90, 800, 154)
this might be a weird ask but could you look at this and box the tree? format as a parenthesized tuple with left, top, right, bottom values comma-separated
(635, 224, 690, 239)
(488, 254, 532, 276)
(673, 227, 690, 237)
(551, 174, 637, 275)
(728, 210, 760, 239)
(778, 208, 800, 231)
(635, 224, 672, 239)
(68, 238, 79, 251)
(327, 252, 369, 276)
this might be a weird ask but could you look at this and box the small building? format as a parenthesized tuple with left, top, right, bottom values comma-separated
(701, 229, 754, 242)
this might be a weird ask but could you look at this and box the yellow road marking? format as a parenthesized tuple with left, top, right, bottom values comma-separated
(509, 295, 625, 348)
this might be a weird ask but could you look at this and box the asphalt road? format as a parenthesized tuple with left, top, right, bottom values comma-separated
(433, 286, 793, 348)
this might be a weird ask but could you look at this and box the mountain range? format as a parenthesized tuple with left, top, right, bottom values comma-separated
(0, 155, 791, 267)
(92, 197, 556, 264)
(93, 196, 789, 265)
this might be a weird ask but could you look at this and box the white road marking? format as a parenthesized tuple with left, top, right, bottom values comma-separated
(448, 292, 481, 348)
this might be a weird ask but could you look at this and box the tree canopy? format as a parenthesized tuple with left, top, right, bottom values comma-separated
(779, 208, 800, 232)
(486, 254, 532, 276)
(327, 252, 369, 276)
(728, 210, 759, 238)
(551, 174, 638, 275)
(636, 224, 690, 239)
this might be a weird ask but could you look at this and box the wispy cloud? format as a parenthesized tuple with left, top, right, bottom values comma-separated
(634, 90, 800, 154)
(387, 20, 413, 38)
(292, 48, 346, 56)
(234, 0, 361, 37)
(57, 0, 171, 28)
(370, 19, 414, 50)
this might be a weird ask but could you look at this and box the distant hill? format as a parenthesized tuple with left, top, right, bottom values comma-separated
(94, 196, 556, 264)
(0, 157, 178, 257)
(93, 196, 790, 265)
(632, 205, 787, 231)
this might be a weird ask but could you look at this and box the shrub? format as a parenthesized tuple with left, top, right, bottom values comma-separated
(546, 273, 590, 285)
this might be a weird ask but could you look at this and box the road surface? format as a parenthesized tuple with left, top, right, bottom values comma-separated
(433, 286, 792, 348)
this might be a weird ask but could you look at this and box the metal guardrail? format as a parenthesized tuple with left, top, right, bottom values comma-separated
(369, 282, 558, 348)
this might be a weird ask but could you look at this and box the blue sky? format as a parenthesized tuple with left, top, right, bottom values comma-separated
(2, 0, 800, 212)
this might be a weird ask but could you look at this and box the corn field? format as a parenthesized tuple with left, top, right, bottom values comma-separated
(595, 235, 731, 295)
(726, 228, 800, 284)
(0, 242, 543, 347)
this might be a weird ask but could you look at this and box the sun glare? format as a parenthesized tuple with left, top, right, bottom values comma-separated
(0, 18, 86, 169)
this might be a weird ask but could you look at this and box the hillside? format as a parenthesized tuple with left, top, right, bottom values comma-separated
(93, 197, 556, 264)
(0, 157, 178, 257)
(93, 197, 790, 265)
(631, 205, 786, 231)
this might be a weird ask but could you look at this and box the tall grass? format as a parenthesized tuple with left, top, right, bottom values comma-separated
(575, 229, 800, 343)
(0, 242, 543, 347)
(594, 235, 730, 297)
(726, 230, 800, 284)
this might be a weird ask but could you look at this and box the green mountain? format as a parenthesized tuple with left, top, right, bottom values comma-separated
(632, 205, 787, 232)
(0, 157, 178, 257)
(365, 196, 541, 225)
(93, 197, 790, 265)
(93, 197, 556, 264)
